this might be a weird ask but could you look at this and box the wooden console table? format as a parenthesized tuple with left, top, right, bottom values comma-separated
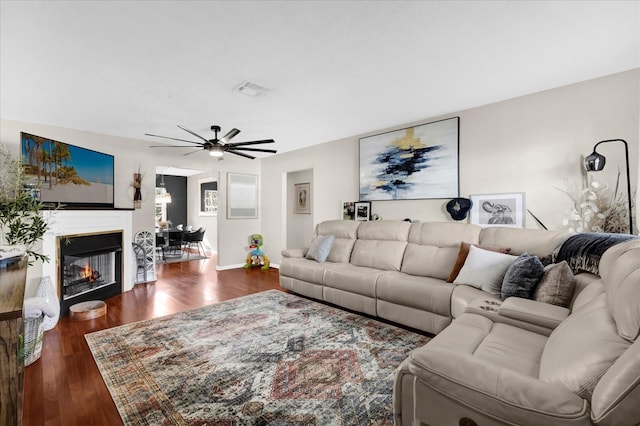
(0, 255, 28, 426)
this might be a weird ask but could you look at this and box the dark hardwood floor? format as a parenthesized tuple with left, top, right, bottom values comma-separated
(22, 256, 284, 426)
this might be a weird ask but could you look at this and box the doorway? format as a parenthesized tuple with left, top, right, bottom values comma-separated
(286, 169, 313, 249)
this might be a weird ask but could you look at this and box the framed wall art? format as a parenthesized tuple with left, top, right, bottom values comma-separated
(469, 192, 525, 228)
(227, 173, 258, 219)
(359, 117, 459, 201)
(342, 201, 356, 220)
(355, 201, 371, 221)
(199, 177, 218, 216)
(294, 182, 311, 214)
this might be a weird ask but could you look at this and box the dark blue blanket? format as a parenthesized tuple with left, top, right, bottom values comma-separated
(555, 232, 637, 274)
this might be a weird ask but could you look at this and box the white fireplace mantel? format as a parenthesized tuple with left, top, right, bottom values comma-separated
(41, 210, 134, 295)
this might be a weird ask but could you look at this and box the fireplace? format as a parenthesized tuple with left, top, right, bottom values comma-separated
(57, 231, 123, 316)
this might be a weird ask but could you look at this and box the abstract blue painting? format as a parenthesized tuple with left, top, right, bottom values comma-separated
(359, 117, 459, 200)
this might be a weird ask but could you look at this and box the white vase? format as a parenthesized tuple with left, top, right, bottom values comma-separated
(36, 276, 60, 331)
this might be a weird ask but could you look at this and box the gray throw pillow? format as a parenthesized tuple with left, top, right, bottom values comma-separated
(533, 261, 575, 307)
(501, 253, 544, 300)
(305, 235, 335, 263)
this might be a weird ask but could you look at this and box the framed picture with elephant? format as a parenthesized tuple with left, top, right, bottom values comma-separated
(469, 192, 525, 228)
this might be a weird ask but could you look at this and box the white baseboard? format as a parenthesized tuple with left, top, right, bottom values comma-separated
(215, 263, 280, 271)
(215, 263, 245, 271)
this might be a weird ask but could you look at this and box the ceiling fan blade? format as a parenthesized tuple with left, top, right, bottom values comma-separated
(221, 128, 240, 143)
(225, 150, 256, 160)
(229, 147, 277, 153)
(145, 133, 204, 146)
(177, 125, 210, 144)
(183, 149, 204, 156)
(228, 139, 275, 147)
(150, 145, 202, 148)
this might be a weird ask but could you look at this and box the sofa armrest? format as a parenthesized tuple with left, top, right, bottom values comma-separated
(281, 248, 307, 258)
(407, 346, 588, 419)
(498, 297, 569, 330)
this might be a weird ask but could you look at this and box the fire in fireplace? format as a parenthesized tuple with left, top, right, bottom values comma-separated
(57, 230, 123, 316)
(63, 252, 114, 299)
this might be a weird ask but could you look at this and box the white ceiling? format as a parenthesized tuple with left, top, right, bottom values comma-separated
(1, 1, 639, 158)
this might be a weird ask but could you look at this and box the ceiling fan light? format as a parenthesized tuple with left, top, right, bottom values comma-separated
(209, 146, 224, 157)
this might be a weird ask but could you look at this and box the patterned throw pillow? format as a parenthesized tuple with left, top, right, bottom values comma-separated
(501, 253, 545, 300)
(447, 242, 512, 283)
(533, 261, 575, 307)
(305, 235, 335, 263)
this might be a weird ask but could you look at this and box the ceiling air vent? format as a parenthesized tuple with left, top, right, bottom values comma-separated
(233, 80, 270, 97)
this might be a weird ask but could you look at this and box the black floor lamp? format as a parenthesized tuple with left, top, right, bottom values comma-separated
(584, 139, 633, 234)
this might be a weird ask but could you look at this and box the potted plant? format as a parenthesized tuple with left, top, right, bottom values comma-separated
(0, 144, 49, 265)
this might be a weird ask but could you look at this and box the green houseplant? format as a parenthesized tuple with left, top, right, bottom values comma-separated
(0, 144, 49, 263)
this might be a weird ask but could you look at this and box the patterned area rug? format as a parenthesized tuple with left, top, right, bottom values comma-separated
(85, 290, 430, 425)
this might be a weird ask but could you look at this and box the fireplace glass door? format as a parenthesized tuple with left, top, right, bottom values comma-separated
(62, 251, 116, 301)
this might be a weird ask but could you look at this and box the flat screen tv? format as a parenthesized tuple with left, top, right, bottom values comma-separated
(21, 132, 115, 209)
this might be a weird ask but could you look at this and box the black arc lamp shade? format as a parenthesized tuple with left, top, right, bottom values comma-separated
(584, 151, 606, 172)
(583, 139, 633, 234)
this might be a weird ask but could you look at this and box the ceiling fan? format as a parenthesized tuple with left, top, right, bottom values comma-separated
(146, 125, 276, 160)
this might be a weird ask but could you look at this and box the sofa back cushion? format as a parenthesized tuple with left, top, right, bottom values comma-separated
(314, 220, 360, 263)
(600, 238, 640, 341)
(350, 221, 411, 271)
(401, 222, 481, 279)
(479, 227, 569, 259)
(539, 293, 630, 399)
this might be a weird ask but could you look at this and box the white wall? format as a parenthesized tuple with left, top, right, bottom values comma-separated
(261, 69, 640, 264)
(286, 169, 314, 249)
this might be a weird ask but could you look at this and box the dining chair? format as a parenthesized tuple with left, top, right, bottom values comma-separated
(183, 227, 206, 258)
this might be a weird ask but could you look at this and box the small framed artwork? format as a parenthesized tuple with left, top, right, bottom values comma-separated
(470, 192, 525, 228)
(227, 173, 258, 219)
(342, 201, 356, 220)
(294, 183, 311, 214)
(355, 201, 371, 221)
(199, 177, 218, 216)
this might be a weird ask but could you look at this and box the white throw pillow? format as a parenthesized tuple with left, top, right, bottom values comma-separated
(453, 245, 517, 296)
(305, 235, 335, 263)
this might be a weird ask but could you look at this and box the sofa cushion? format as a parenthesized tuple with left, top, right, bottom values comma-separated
(402, 222, 481, 279)
(447, 242, 512, 283)
(357, 220, 412, 241)
(305, 234, 335, 263)
(479, 227, 569, 258)
(323, 264, 382, 297)
(600, 238, 640, 341)
(533, 261, 575, 307)
(279, 257, 342, 285)
(453, 245, 516, 295)
(501, 253, 544, 300)
(350, 221, 411, 271)
(539, 293, 630, 399)
(402, 244, 459, 280)
(474, 322, 548, 378)
(376, 271, 453, 317)
(315, 220, 360, 263)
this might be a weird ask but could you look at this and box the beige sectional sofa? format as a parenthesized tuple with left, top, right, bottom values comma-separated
(280, 219, 577, 334)
(279, 220, 640, 425)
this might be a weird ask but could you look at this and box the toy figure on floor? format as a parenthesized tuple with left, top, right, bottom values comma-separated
(244, 234, 270, 270)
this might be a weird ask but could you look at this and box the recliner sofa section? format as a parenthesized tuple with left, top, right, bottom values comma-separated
(394, 237, 640, 426)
